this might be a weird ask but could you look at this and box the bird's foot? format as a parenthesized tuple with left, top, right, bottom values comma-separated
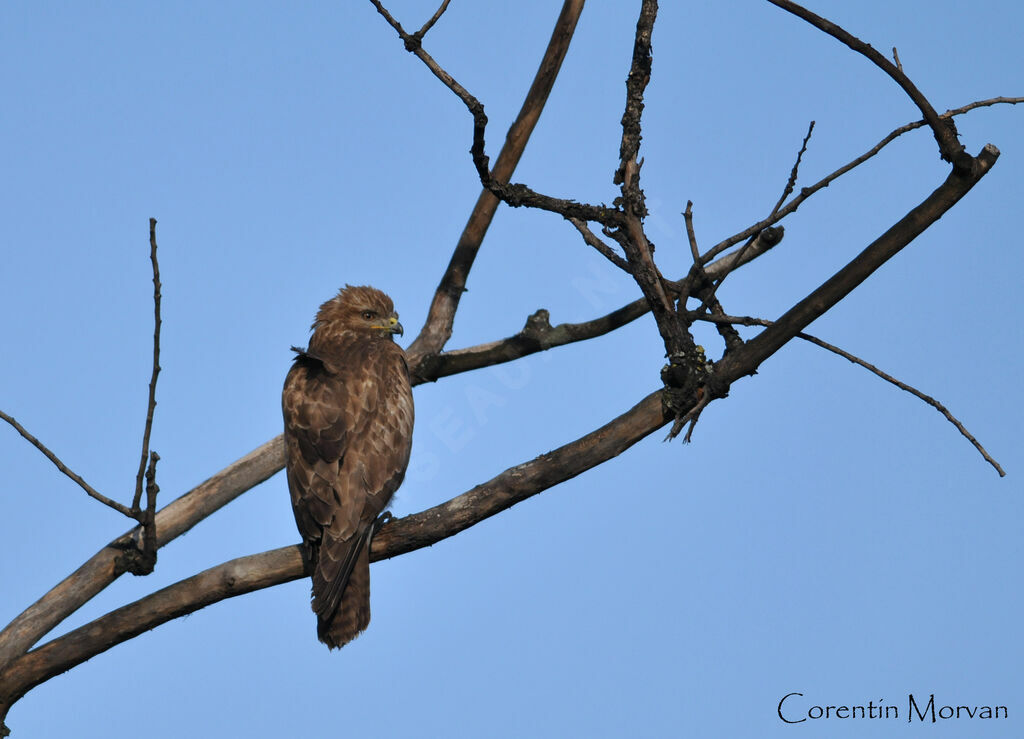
(369, 511, 393, 540)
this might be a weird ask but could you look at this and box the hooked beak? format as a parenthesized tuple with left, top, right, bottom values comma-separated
(385, 316, 403, 336)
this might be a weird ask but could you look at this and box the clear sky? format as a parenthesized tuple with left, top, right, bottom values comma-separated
(1, 1, 1021, 737)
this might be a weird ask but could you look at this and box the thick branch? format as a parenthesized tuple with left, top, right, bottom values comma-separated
(0, 390, 669, 709)
(0, 437, 284, 670)
(418, 224, 784, 382)
(0, 547, 307, 714)
(609, 0, 694, 369)
(421, 302, 649, 380)
(714, 145, 999, 385)
(402, 0, 586, 363)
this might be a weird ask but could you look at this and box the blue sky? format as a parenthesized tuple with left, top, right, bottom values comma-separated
(1, 1, 1021, 736)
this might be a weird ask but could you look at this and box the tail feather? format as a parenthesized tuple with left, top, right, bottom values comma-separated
(316, 544, 371, 648)
(312, 525, 370, 623)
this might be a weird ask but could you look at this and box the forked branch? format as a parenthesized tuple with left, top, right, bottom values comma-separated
(766, 0, 967, 166)
(380, 0, 588, 364)
(0, 391, 668, 712)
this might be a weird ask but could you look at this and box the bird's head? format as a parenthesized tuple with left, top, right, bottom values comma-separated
(313, 284, 403, 340)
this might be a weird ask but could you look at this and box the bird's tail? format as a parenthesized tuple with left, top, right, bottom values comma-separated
(312, 531, 372, 649)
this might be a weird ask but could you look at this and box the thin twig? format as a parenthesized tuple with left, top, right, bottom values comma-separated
(771, 120, 815, 215)
(132, 219, 162, 513)
(568, 218, 631, 272)
(692, 124, 812, 311)
(892, 46, 903, 72)
(683, 201, 700, 264)
(415, 0, 451, 39)
(712, 144, 1000, 388)
(701, 96, 1023, 264)
(695, 313, 1006, 476)
(371, 0, 607, 226)
(0, 410, 134, 518)
(664, 387, 711, 442)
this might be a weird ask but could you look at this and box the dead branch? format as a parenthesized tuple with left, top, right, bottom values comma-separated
(0, 411, 134, 518)
(766, 0, 966, 167)
(423, 303, 645, 380)
(1, 2, 1016, 729)
(393, 0, 587, 365)
(415, 0, 451, 40)
(568, 217, 631, 272)
(696, 313, 1005, 476)
(683, 201, 700, 264)
(701, 97, 1023, 265)
(798, 333, 1006, 477)
(0, 547, 307, 717)
(131, 218, 162, 513)
(421, 223, 785, 382)
(713, 144, 1000, 388)
(771, 120, 815, 215)
(0, 390, 668, 712)
(0, 437, 284, 670)
(4, 141, 998, 674)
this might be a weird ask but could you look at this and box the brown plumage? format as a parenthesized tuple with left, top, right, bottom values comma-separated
(282, 285, 414, 649)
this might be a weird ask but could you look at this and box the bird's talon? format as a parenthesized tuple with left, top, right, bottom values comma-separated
(370, 512, 394, 539)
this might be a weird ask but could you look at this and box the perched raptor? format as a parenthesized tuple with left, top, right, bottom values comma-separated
(282, 285, 414, 648)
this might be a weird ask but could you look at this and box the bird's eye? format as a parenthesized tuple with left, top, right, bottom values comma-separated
(362, 310, 377, 320)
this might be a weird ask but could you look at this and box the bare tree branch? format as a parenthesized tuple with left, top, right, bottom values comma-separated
(713, 144, 1000, 387)
(595, 0, 710, 440)
(568, 217, 631, 271)
(683, 201, 700, 264)
(0, 547, 307, 718)
(0, 411, 134, 518)
(766, 0, 967, 166)
(420, 224, 786, 382)
(131, 218, 162, 513)
(415, 0, 451, 39)
(389, 0, 587, 366)
(0, 437, 284, 670)
(797, 333, 1006, 477)
(0, 390, 668, 712)
(696, 313, 1005, 476)
(422, 303, 648, 380)
(10, 144, 997, 670)
(771, 120, 815, 215)
(701, 97, 1023, 264)
(1, 3, 1016, 726)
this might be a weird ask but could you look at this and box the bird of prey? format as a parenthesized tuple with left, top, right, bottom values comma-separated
(282, 285, 414, 648)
